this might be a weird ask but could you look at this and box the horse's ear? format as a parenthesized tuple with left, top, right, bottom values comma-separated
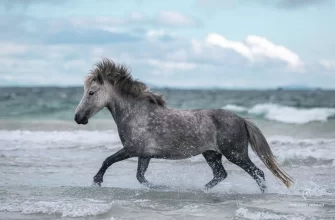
(96, 74, 104, 85)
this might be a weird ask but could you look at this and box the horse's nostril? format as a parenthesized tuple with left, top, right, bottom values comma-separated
(74, 114, 79, 122)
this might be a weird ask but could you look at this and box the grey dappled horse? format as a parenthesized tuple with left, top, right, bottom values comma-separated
(74, 58, 293, 192)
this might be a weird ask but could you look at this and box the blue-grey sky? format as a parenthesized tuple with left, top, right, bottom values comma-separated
(0, 0, 334, 88)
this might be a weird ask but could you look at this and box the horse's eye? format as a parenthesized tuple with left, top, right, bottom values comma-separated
(89, 91, 94, 95)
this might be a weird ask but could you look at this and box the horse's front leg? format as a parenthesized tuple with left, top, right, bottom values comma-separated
(137, 157, 152, 187)
(93, 148, 132, 186)
(136, 157, 170, 189)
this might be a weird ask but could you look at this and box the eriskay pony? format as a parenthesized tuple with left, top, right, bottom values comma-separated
(74, 58, 293, 192)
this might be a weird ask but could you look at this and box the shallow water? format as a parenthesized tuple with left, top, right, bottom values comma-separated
(1, 87, 335, 219)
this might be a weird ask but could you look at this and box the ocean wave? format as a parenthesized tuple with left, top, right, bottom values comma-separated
(1, 130, 334, 167)
(235, 207, 307, 220)
(187, 136, 335, 165)
(268, 136, 335, 163)
(223, 103, 335, 124)
(0, 199, 113, 217)
(0, 130, 121, 151)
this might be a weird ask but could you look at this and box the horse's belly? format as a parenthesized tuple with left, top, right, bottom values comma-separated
(144, 143, 216, 159)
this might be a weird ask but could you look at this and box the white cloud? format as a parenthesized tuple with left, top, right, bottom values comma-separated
(158, 11, 200, 27)
(66, 11, 199, 30)
(146, 30, 175, 41)
(195, 0, 331, 9)
(0, 44, 93, 86)
(320, 59, 335, 70)
(206, 33, 304, 70)
(0, 43, 28, 55)
(0, 26, 330, 88)
(206, 34, 252, 59)
(246, 35, 302, 69)
(147, 59, 196, 71)
(69, 15, 142, 28)
(191, 39, 202, 54)
(196, 0, 237, 8)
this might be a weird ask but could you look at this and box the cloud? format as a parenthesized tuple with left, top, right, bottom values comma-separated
(320, 59, 335, 70)
(147, 59, 197, 72)
(146, 30, 176, 42)
(1, 9, 200, 29)
(67, 13, 149, 28)
(0, 13, 331, 88)
(0, 45, 94, 86)
(0, 0, 66, 10)
(196, 0, 332, 9)
(68, 12, 201, 29)
(206, 33, 303, 70)
(0, 15, 181, 45)
(0, 38, 332, 88)
(196, 0, 237, 8)
(0, 43, 28, 55)
(158, 11, 202, 27)
(276, 0, 331, 9)
(44, 29, 142, 45)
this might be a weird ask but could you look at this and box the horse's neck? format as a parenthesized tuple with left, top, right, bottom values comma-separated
(106, 96, 147, 125)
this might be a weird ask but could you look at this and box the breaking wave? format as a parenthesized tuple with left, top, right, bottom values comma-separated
(223, 103, 335, 124)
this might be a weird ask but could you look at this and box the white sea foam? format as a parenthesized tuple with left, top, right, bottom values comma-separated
(0, 130, 121, 150)
(186, 136, 335, 166)
(268, 136, 335, 163)
(0, 199, 113, 217)
(235, 207, 307, 220)
(1, 130, 334, 166)
(223, 103, 335, 124)
(222, 104, 249, 113)
(223, 104, 247, 112)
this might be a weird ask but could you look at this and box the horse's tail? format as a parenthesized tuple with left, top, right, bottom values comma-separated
(244, 119, 293, 188)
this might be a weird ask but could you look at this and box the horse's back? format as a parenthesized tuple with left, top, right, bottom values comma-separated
(163, 107, 249, 147)
(159, 107, 247, 138)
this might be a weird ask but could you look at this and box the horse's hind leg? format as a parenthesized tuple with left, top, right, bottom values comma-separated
(203, 150, 227, 190)
(223, 150, 266, 193)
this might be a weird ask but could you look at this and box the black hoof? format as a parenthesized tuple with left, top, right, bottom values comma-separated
(260, 184, 267, 193)
(204, 183, 217, 191)
(204, 185, 213, 191)
(204, 177, 224, 190)
(93, 174, 103, 186)
(257, 178, 267, 193)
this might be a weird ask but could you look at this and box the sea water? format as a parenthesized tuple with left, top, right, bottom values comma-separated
(0, 87, 334, 220)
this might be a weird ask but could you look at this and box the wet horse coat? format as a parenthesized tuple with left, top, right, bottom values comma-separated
(74, 58, 293, 191)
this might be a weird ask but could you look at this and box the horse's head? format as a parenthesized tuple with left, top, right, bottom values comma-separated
(74, 73, 108, 125)
(75, 58, 166, 125)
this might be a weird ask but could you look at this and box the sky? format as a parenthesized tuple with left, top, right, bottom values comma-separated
(0, 0, 334, 89)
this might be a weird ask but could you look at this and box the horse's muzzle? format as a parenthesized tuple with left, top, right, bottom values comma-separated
(74, 114, 88, 125)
